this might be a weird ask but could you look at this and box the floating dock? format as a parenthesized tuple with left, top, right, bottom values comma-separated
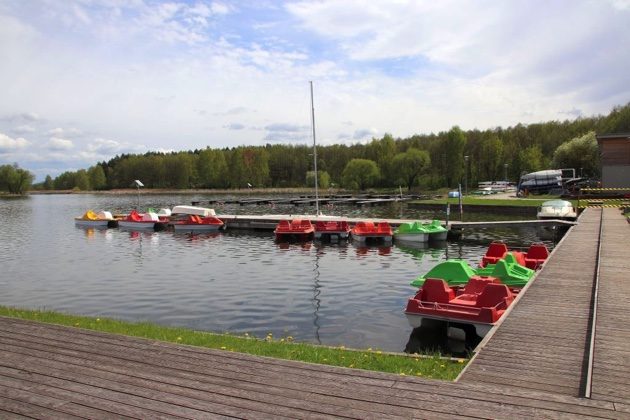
(2, 208, 627, 417)
(214, 214, 575, 232)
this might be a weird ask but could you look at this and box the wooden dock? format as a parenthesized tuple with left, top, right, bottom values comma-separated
(216, 214, 575, 231)
(1, 208, 628, 418)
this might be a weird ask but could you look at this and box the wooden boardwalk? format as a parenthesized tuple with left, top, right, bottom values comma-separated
(590, 208, 630, 404)
(1, 208, 628, 418)
(459, 207, 602, 395)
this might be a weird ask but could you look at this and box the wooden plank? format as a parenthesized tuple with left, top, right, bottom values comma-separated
(0, 319, 619, 419)
(0, 388, 91, 420)
(459, 208, 602, 396)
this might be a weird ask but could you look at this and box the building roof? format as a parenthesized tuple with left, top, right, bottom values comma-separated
(596, 133, 630, 140)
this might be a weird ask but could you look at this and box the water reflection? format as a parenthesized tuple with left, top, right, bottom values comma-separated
(0, 194, 564, 355)
(404, 320, 481, 357)
(312, 247, 322, 344)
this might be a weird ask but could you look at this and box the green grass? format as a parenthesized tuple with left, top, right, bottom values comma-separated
(0, 306, 466, 380)
(412, 196, 577, 207)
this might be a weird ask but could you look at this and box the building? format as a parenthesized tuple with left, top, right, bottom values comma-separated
(596, 133, 630, 188)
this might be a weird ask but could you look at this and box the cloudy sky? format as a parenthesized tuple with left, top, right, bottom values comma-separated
(1, 0, 629, 180)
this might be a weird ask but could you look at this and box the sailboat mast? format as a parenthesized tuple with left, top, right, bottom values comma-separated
(310, 81, 320, 215)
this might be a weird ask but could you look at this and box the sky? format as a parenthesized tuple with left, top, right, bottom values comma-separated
(1, 0, 629, 181)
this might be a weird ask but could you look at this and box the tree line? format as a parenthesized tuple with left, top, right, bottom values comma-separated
(16, 102, 630, 193)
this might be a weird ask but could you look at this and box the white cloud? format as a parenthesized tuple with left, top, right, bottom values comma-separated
(13, 124, 36, 134)
(0, 132, 29, 153)
(47, 137, 74, 151)
(0, 0, 629, 179)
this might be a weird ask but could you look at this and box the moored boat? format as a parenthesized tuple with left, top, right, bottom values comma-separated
(475, 254, 535, 288)
(74, 210, 114, 228)
(394, 221, 429, 243)
(118, 210, 160, 230)
(314, 221, 350, 241)
(537, 199, 577, 221)
(274, 219, 314, 241)
(172, 215, 224, 232)
(480, 241, 549, 270)
(411, 260, 476, 288)
(351, 221, 393, 243)
(405, 276, 515, 337)
(422, 220, 448, 241)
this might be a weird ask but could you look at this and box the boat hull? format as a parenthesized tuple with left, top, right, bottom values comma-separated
(428, 231, 448, 241)
(118, 221, 156, 230)
(351, 234, 392, 243)
(405, 313, 493, 338)
(74, 219, 110, 227)
(394, 232, 429, 243)
(173, 224, 222, 232)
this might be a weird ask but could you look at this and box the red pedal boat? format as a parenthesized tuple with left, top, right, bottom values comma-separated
(314, 221, 350, 241)
(274, 219, 314, 241)
(172, 215, 224, 232)
(350, 221, 393, 243)
(480, 241, 549, 270)
(405, 276, 515, 337)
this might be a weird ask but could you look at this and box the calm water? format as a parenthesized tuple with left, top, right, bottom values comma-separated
(0, 194, 556, 354)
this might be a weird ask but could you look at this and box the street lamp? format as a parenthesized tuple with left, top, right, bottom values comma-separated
(464, 155, 469, 196)
(504, 163, 508, 191)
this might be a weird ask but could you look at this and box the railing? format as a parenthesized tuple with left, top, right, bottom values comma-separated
(577, 187, 630, 208)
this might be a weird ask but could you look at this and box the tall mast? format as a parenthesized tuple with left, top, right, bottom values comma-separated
(310, 81, 320, 215)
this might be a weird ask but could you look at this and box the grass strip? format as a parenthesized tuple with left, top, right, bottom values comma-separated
(412, 196, 577, 207)
(0, 306, 466, 380)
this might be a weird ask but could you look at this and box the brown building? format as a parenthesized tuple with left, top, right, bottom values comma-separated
(596, 133, 630, 188)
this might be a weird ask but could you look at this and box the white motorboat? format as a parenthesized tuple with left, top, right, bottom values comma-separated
(537, 200, 577, 221)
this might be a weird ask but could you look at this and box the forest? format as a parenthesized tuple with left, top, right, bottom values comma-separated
(15, 102, 630, 193)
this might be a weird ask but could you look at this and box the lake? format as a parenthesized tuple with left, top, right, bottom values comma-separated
(0, 193, 557, 355)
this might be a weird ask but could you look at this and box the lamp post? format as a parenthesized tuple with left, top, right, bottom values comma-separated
(464, 155, 469, 196)
(504, 163, 508, 191)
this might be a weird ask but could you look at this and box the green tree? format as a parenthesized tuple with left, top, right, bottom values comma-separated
(43, 175, 54, 190)
(88, 165, 107, 190)
(0, 164, 34, 194)
(552, 131, 600, 177)
(518, 145, 545, 174)
(197, 148, 229, 188)
(391, 148, 431, 191)
(438, 126, 467, 188)
(306, 170, 330, 189)
(342, 159, 380, 190)
(478, 133, 504, 181)
(75, 169, 91, 191)
(366, 134, 398, 186)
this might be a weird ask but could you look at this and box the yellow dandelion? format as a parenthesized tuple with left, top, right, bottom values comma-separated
(349, 364, 355, 368)
(96, 318, 101, 322)
(416, 372, 423, 376)
(220, 346, 227, 350)
(399, 372, 406, 376)
(176, 336, 182, 341)
(323, 358, 328, 362)
(457, 359, 465, 364)
(74, 322, 80, 327)
(376, 350, 382, 355)
(440, 364, 445, 368)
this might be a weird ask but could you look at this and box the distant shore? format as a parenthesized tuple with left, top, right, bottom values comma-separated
(28, 187, 323, 195)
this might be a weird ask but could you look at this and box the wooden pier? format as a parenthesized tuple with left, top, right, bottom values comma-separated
(192, 194, 418, 208)
(1, 208, 628, 418)
(216, 213, 575, 231)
